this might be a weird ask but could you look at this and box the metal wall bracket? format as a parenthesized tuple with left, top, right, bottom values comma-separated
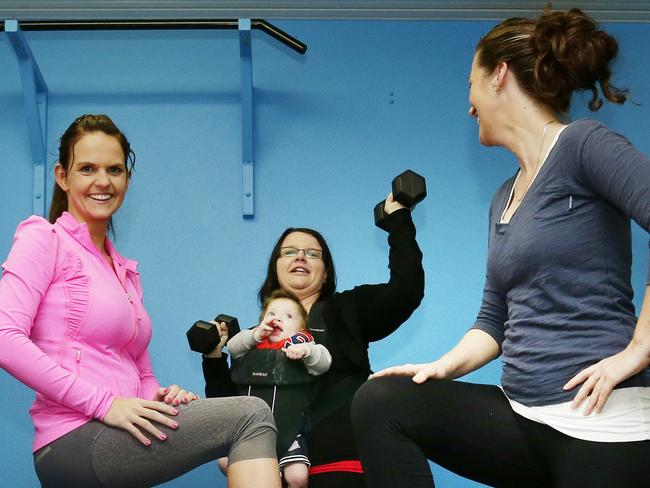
(3, 18, 306, 220)
(239, 18, 254, 218)
(5, 19, 49, 217)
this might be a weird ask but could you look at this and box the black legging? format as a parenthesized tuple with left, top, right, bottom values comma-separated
(351, 376, 650, 488)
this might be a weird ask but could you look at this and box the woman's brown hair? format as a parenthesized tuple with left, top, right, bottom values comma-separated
(49, 114, 135, 229)
(476, 8, 627, 114)
(258, 227, 336, 307)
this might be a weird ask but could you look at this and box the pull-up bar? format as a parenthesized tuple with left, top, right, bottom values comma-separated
(0, 18, 307, 54)
(3, 18, 307, 218)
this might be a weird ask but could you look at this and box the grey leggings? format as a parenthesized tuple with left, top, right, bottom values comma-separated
(33, 396, 276, 487)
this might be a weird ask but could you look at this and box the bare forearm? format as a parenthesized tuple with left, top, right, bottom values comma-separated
(628, 285, 650, 370)
(440, 329, 500, 379)
(371, 328, 501, 382)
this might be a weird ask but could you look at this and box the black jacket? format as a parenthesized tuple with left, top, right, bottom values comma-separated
(203, 209, 424, 466)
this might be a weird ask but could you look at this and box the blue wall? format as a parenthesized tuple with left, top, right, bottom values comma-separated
(1, 18, 649, 487)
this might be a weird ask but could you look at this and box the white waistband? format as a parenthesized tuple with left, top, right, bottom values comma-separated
(507, 387, 650, 442)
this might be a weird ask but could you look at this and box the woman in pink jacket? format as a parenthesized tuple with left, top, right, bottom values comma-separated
(0, 114, 281, 488)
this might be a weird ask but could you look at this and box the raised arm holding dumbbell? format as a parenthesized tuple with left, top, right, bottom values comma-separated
(197, 173, 425, 487)
(374, 169, 427, 230)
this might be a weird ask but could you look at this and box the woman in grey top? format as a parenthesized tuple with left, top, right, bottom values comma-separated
(352, 8, 650, 488)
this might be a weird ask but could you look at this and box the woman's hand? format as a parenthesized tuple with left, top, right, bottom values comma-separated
(370, 359, 453, 384)
(564, 345, 648, 415)
(203, 321, 229, 358)
(371, 331, 500, 384)
(103, 397, 179, 446)
(383, 192, 407, 215)
(283, 343, 310, 360)
(156, 384, 200, 406)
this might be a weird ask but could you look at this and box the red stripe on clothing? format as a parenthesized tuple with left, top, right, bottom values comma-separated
(309, 460, 364, 475)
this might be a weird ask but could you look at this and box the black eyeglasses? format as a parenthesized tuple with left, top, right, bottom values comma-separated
(279, 247, 323, 260)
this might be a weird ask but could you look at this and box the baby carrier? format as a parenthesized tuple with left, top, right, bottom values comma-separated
(231, 314, 327, 455)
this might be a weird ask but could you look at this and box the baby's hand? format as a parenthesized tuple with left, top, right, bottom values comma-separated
(283, 343, 310, 360)
(254, 323, 274, 341)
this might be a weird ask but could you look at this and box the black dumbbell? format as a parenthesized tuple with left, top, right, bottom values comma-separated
(187, 314, 241, 354)
(374, 169, 427, 230)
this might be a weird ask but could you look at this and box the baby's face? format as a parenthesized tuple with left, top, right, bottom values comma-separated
(263, 298, 304, 343)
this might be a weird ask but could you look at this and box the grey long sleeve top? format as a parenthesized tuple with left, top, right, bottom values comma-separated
(472, 119, 650, 406)
(227, 329, 332, 376)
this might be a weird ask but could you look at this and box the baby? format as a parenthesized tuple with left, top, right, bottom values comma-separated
(227, 289, 331, 488)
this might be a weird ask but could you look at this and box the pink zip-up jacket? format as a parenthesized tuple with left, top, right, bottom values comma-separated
(0, 212, 160, 451)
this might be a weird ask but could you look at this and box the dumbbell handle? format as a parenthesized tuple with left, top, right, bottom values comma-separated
(374, 199, 413, 231)
(186, 314, 241, 355)
(374, 169, 426, 231)
(214, 314, 241, 340)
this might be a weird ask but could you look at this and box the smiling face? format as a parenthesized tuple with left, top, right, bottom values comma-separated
(276, 231, 327, 303)
(55, 131, 128, 230)
(262, 297, 306, 343)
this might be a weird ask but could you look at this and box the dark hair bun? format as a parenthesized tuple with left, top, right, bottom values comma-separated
(533, 8, 627, 111)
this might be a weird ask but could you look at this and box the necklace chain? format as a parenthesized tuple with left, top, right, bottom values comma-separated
(516, 119, 556, 201)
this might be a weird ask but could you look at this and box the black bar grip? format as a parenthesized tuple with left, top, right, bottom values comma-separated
(2, 18, 307, 54)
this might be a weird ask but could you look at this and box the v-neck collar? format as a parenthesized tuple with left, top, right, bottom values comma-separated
(499, 124, 569, 224)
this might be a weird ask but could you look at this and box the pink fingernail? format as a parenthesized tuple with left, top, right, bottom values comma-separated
(171, 421, 178, 429)
(144, 439, 152, 447)
(171, 408, 178, 415)
(160, 433, 168, 440)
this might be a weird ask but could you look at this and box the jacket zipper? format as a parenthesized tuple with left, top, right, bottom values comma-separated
(75, 348, 81, 374)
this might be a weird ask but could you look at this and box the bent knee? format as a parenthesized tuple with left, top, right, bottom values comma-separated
(228, 396, 276, 448)
(228, 397, 277, 463)
(352, 377, 418, 432)
(239, 396, 274, 425)
(282, 463, 308, 488)
(353, 377, 396, 416)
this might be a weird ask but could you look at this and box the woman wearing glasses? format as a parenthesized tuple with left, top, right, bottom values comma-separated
(202, 194, 425, 488)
